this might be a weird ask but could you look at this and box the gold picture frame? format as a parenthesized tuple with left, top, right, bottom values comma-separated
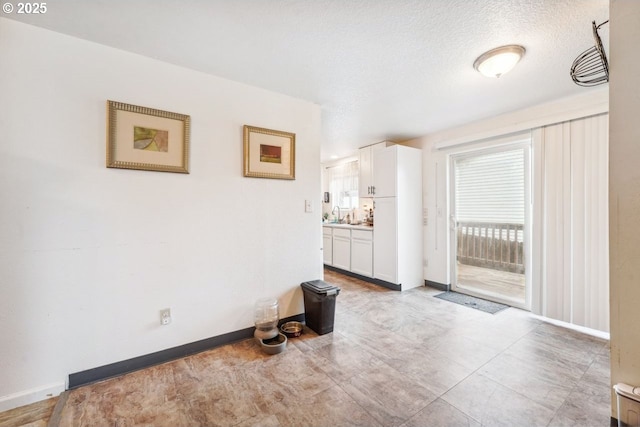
(107, 100, 190, 173)
(243, 125, 295, 180)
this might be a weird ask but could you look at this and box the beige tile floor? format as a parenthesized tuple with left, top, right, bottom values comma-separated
(1, 268, 611, 427)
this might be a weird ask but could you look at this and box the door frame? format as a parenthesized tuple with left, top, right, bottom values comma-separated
(448, 139, 532, 310)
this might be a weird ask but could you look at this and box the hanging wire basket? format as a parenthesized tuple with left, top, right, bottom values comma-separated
(570, 20, 609, 87)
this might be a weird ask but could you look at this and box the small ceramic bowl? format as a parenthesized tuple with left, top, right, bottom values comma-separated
(280, 321, 303, 338)
(260, 333, 287, 355)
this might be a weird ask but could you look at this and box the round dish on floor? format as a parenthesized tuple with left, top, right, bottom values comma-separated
(260, 333, 287, 355)
(280, 321, 303, 338)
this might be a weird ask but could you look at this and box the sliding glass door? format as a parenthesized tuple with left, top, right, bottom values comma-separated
(450, 142, 531, 309)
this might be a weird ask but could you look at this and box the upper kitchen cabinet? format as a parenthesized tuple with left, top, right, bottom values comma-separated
(373, 144, 423, 198)
(358, 141, 393, 197)
(372, 146, 397, 198)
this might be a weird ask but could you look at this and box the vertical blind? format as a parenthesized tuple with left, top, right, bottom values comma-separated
(541, 114, 609, 332)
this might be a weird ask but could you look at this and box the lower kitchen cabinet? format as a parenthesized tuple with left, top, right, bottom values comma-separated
(332, 227, 351, 271)
(322, 225, 374, 279)
(350, 229, 373, 277)
(322, 226, 333, 265)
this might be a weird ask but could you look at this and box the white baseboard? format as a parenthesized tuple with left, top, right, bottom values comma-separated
(533, 314, 610, 340)
(0, 382, 65, 412)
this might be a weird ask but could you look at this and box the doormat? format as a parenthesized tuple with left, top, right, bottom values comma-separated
(434, 292, 509, 314)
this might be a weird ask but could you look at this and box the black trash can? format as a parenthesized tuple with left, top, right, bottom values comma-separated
(301, 280, 341, 335)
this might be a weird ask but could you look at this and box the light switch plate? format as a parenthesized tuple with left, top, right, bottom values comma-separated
(305, 199, 313, 213)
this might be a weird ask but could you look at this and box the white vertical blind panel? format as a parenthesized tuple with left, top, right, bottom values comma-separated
(595, 115, 610, 332)
(541, 114, 609, 332)
(572, 120, 587, 326)
(542, 122, 572, 323)
(562, 123, 574, 325)
(571, 115, 609, 331)
(593, 115, 609, 332)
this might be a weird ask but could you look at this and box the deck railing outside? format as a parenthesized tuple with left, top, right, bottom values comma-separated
(456, 221, 524, 274)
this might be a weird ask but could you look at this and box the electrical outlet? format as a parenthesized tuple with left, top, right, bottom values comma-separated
(160, 308, 171, 325)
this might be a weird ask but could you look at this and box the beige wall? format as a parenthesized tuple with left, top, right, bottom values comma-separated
(609, 0, 640, 419)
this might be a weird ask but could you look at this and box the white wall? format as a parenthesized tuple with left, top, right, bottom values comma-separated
(609, 0, 640, 419)
(0, 18, 322, 408)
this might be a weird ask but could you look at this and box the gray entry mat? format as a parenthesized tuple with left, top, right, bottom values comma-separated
(434, 292, 509, 314)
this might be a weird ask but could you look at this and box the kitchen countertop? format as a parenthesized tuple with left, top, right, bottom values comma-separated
(322, 223, 373, 231)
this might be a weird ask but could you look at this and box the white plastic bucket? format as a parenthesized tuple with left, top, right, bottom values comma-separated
(614, 383, 640, 427)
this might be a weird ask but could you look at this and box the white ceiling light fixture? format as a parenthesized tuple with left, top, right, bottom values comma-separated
(474, 45, 526, 78)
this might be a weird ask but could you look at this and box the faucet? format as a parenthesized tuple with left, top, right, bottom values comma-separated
(332, 206, 341, 223)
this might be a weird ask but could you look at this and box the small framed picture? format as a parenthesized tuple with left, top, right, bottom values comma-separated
(107, 100, 190, 173)
(243, 125, 295, 180)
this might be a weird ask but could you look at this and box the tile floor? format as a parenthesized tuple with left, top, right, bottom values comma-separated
(0, 396, 57, 427)
(5, 269, 612, 427)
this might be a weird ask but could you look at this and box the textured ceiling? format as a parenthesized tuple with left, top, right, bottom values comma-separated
(5, 0, 609, 160)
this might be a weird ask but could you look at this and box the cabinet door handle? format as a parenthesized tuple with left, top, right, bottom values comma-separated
(372, 186, 375, 195)
(368, 186, 371, 195)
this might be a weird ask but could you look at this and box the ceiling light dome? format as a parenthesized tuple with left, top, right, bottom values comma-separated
(474, 45, 526, 78)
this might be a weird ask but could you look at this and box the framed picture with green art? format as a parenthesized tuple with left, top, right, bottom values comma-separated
(243, 125, 295, 180)
(106, 100, 190, 173)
